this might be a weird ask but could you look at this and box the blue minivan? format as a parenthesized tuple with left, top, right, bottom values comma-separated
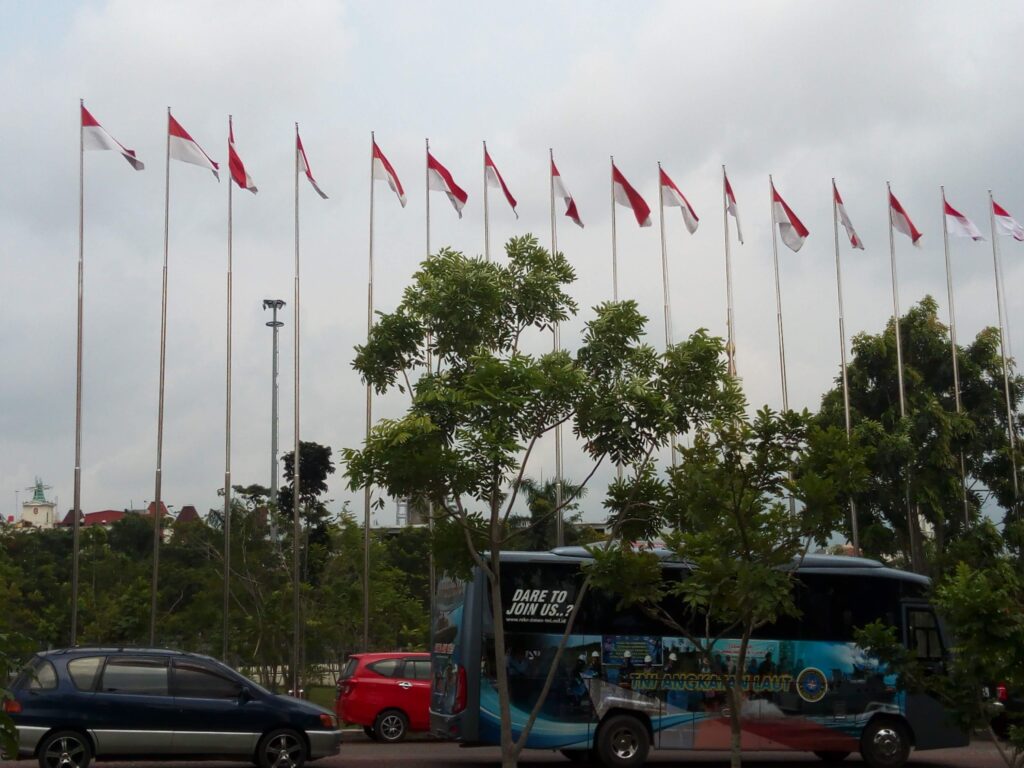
(5, 648, 341, 768)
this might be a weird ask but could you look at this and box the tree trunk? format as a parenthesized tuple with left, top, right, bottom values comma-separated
(728, 628, 753, 768)
(487, 535, 518, 768)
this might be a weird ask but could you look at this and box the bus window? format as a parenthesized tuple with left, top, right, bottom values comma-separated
(906, 609, 944, 663)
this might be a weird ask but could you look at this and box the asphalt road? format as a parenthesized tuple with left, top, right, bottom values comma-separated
(1, 734, 1011, 768)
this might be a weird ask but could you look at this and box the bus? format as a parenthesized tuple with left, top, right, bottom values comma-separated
(429, 547, 967, 768)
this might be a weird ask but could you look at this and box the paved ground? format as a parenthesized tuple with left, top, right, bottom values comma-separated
(1, 733, 1011, 767)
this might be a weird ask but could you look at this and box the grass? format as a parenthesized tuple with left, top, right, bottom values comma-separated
(306, 684, 335, 710)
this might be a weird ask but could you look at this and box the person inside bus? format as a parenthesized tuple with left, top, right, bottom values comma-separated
(619, 650, 636, 689)
(583, 650, 603, 680)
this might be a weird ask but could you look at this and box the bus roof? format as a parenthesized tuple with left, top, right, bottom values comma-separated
(495, 547, 929, 588)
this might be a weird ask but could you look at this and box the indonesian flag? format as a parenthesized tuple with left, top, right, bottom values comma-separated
(659, 167, 698, 234)
(169, 113, 219, 179)
(889, 191, 922, 246)
(296, 131, 328, 199)
(484, 148, 517, 219)
(228, 118, 256, 193)
(612, 164, 651, 227)
(724, 169, 743, 244)
(427, 152, 468, 217)
(993, 201, 1024, 242)
(551, 158, 583, 228)
(81, 105, 144, 170)
(943, 197, 984, 241)
(372, 141, 406, 207)
(771, 182, 809, 252)
(833, 182, 864, 249)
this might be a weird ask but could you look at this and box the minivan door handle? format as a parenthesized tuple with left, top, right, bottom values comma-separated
(397, 682, 413, 689)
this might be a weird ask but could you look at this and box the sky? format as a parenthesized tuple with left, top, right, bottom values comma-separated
(2, 0, 1024, 526)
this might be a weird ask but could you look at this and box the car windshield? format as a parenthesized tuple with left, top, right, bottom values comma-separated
(202, 657, 272, 696)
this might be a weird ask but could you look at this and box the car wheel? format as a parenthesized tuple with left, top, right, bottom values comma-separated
(374, 709, 409, 743)
(595, 714, 649, 768)
(257, 728, 307, 768)
(38, 731, 92, 768)
(560, 748, 593, 763)
(813, 751, 851, 763)
(362, 725, 377, 740)
(860, 719, 911, 768)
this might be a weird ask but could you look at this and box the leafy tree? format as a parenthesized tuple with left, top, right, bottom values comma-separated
(588, 333, 864, 768)
(817, 296, 1023, 572)
(857, 519, 1024, 768)
(279, 441, 336, 586)
(344, 237, 680, 768)
(506, 477, 596, 551)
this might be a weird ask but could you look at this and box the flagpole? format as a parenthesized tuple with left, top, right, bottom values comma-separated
(832, 180, 860, 556)
(363, 132, 375, 652)
(658, 163, 677, 467)
(292, 123, 302, 697)
(150, 107, 172, 645)
(71, 98, 84, 645)
(887, 181, 918, 571)
(768, 176, 790, 413)
(223, 116, 234, 661)
(550, 149, 565, 547)
(425, 137, 436, 630)
(941, 187, 970, 527)
(723, 166, 737, 377)
(989, 190, 1020, 516)
(610, 156, 622, 481)
(483, 141, 490, 262)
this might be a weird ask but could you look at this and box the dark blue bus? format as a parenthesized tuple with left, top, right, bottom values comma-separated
(430, 547, 967, 768)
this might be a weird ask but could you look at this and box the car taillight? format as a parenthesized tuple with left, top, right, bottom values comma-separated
(2, 699, 21, 714)
(453, 666, 467, 714)
(997, 683, 1009, 702)
(320, 713, 338, 729)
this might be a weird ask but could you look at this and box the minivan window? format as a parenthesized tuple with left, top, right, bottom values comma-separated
(409, 660, 432, 680)
(367, 659, 401, 677)
(25, 658, 58, 690)
(339, 658, 358, 680)
(68, 657, 104, 691)
(100, 657, 169, 695)
(173, 662, 243, 699)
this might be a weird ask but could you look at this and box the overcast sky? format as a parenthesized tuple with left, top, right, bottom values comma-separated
(3, 1, 1023, 525)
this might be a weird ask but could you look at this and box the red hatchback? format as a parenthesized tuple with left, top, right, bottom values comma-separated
(335, 653, 432, 742)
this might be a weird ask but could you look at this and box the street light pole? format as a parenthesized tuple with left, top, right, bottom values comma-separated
(264, 300, 286, 509)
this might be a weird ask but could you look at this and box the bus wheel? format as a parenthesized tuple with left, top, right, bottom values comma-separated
(560, 748, 592, 763)
(860, 719, 910, 768)
(813, 752, 850, 763)
(595, 715, 649, 768)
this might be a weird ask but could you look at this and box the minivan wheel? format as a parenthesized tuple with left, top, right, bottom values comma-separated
(860, 719, 911, 768)
(374, 709, 409, 742)
(595, 714, 649, 768)
(257, 728, 307, 768)
(38, 731, 92, 768)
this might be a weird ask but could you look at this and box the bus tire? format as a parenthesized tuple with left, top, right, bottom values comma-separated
(595, 714, 649, 768)
(813, 752, 850, 763)
(860, 719, 911, 768)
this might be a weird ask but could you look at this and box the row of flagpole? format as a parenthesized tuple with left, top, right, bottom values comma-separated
(72, 103, 1024, 652)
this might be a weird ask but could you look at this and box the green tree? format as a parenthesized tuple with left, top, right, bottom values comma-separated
(588, 333, 863, 768)
(344, 237, 679, 768)
(817, 297, 1022, 572)
(506, 477, 596, 551)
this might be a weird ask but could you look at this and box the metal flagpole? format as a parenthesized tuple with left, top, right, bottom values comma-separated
(610, 156, 622, 481)
(657, 163, 677, 467)
(723, 166, 737, 377)
(292, 123, 302, 697)
(223, 116, 234, 661)
(832, 180, 860, 556)
(769, 176, 796, 517)
(550, 149, 564, 547)
(72, 99, 85, 645)
(150, 107, 172, 646)
(483, 141, 490, 262)
(940, 187, 970, 527)
(989, 191, 1020, 516)
(363, 132, 375, 652)
(887, 182, 918, 572)
(425, 137, 436, 631)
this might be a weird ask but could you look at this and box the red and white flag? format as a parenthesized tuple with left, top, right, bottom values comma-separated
(484, 148, 517, 219)
(889, 191, 922, 246)
(612, 164, 651, 227)
(169, 113, 219, 179)
(551, 158, 583, 228)
(296, 131, 328, 199)
(771, 182, 810, 252)
(943, 197, 984, 241)
(724, 169, 743, 244)
(81, 104, 144, 170)
(372, 141, 406, 207)
(659, 167, 698, 234)
(833, 182, 864, 249)
(427, 152, 468, 217)
(993, 201, 1024, 242)
(228, 117, 256, 193)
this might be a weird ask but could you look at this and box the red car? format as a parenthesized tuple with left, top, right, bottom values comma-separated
(335, 652, 432, 742)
